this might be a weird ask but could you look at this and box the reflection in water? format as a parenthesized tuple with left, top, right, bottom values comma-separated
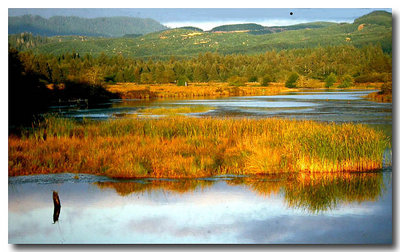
(9, 172, 392, 244)
(95, 179, 216, 196)
(93, 172, 385, 213)
(283, 173, 384, 213)
(54, 90, 392, 125)
(52, 191, 61, 224)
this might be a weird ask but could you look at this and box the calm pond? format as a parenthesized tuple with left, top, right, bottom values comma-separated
(9, 89, 392, 244)
(54, 89, 392, 125)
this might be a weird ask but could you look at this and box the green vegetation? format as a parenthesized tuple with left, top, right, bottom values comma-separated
(324, 73, 337, 88)
(136, 106, 214, 115)
(9, 44, 391, 86)
(285, 72, 299, 88)
(8, 46, 118, 127)
(338, 74, 354, 88)
(365, 82, 392, 103)
(8, 15, 167, 37)
(228, 76, 247, 86)
(261, 75, 272, 86)
(8, 11, 392, 57)
(354, 10, 392, 27)
(210, 23, 265, 32)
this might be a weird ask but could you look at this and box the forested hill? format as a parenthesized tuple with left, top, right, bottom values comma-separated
(8, 15, 167, 37)
(210, 22, 336, 35)
(8, 11, 392, 58)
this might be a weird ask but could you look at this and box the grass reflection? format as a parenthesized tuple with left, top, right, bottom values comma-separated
(95, 179, 215, 196)
(283, 172, 384, 213)
(93, 172, 385, 213)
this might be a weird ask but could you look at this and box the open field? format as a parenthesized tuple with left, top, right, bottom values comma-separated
(9, 116, 390, 178)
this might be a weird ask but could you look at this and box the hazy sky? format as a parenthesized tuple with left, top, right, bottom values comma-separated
(8, 8, 392, 30)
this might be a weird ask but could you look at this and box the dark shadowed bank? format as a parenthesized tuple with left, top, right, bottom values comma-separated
(8, 47, 119, 131)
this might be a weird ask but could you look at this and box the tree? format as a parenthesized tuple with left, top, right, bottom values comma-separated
(338, 74, 354, 88)
(248, 76, 258, 82)
(324, 73, 337, 88)
(177, 75, 189, 86)
(285, 72, 299, 88)
(261, 74, 272, 86)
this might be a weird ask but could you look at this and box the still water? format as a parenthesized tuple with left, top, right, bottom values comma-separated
(10, 89, 392, 244)
(54, 89, 392, 125)
(9, 172, 392, 244)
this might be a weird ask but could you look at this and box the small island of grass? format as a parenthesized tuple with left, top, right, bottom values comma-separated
(9, 116, 390, 179)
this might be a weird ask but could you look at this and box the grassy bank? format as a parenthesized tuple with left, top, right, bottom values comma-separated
(364, 82, 392, 103)
(106, 82, 297, 99)
(9, 116, 389, 178)
(136, 106, 214, 115)
(106, 82, 382, 100)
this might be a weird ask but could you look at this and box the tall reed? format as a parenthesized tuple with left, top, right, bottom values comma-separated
(9, 116, 390, 178)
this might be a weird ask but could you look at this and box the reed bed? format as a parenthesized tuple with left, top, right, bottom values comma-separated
(106, 82, 294, 99)
(365, 91, 392, 103)
(9, 116, 389, 178)
(136, 106, 214, 115)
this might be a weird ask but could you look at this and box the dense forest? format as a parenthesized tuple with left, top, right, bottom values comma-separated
(8, 10, 392, 127)
(8, 11, 392, 58)
(13, 44, 391, 86)
(8, 15, 167, 37)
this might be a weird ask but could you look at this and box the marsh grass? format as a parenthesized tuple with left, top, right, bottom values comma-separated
(9, 116, 389, 178)
(136, 106, 214, 115)
(106, 82, 296, 99)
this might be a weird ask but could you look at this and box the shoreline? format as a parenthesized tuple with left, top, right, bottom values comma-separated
(105, 82, 384, 100)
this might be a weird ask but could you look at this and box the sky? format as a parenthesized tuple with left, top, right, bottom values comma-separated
(8, 8, 392, 30)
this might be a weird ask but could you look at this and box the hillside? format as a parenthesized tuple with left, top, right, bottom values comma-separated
(8, 15, 167, 37)
(8, 11, 392, 58)
(210, 22, 336, 35)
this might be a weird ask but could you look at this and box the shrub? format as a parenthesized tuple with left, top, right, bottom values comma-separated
(380, 82, 392, 94)
(338, 74, 354, 88)
(261, 75, 272, 86)
(104, 74, 117, 84)
(177, 76, 189, 86)
(228, 76, 247, 86)
(285, 72, 299, 88)
(248, 76, 258, 82)
(324, 73, 337, 88)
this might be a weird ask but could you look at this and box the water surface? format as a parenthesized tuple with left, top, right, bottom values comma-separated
(9, 172, 392, 244)
(53, 89, 392, 125)
(10, 89, 392, 244)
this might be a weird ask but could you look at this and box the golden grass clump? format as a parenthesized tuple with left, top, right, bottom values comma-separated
(9, 116, 390, 178)
(136, 106, 214, 115)
(106, 82, 295, 99)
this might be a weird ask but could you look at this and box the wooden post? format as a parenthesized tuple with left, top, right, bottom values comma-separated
(53, 191, 61, 223)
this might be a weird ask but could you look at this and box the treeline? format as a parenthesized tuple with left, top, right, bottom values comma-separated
(9, 15, 167, 37)
(9, 47, 117, 127)
(15, 44, 391, 86)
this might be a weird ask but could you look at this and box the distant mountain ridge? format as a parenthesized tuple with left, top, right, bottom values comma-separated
(210, 22, 337, 35)
(8, 15, 168, 37)
(8, 11, 392, 57)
